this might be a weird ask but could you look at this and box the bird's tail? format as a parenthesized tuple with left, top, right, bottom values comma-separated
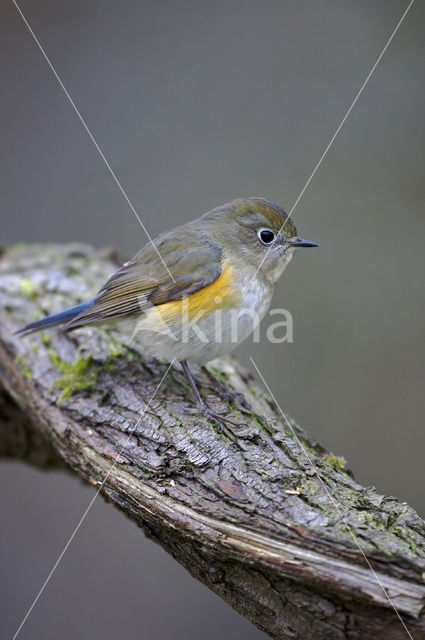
(15, 299, 95, 336)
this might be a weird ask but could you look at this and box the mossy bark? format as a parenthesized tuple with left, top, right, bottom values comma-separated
(0, 243, 424, 640)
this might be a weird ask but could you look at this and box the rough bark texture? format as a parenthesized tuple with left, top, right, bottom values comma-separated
(1, 243, 424, 640)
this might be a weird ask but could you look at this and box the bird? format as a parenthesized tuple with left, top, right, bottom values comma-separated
(17, 197, 318, 429)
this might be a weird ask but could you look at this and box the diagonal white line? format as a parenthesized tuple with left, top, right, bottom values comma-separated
(12, 359, 176, 640)
(251, 0, 415, 284)
(12, 0, 176, 283)
(249, 356, 414, 640)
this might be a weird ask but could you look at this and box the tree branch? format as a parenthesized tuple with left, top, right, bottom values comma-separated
(1, 243, 424, 640)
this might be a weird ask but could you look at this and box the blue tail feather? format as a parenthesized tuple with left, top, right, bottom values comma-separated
(15, 299, 95, 336)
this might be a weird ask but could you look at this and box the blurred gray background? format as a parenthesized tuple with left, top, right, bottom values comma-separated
(1, 1, 424, 638)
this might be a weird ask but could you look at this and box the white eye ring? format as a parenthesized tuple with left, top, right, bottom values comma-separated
(258, 228, 275, 245)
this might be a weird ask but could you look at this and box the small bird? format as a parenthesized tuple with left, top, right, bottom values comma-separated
(17, 197, 317, 428)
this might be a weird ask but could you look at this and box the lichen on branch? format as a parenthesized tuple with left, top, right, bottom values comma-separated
(0, 243, 424, 640)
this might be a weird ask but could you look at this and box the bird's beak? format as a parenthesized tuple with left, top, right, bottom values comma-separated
(291, 238, 319, 248)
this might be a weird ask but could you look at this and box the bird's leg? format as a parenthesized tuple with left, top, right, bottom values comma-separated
(201, 366, 252, 413)
(180, 360, 244, 432)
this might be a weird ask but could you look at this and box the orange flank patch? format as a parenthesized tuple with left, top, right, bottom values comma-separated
(154, 264, 241, 323)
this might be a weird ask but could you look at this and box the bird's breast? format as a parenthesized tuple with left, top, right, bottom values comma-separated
(124, 262, 273, 364)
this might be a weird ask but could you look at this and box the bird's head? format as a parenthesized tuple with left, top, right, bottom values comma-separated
(205, 197, 318, 284)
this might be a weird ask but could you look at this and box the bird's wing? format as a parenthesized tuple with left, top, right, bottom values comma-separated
(65, 234, 222, 330)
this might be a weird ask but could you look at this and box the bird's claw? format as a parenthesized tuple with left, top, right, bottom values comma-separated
(200, 367, 252, 414)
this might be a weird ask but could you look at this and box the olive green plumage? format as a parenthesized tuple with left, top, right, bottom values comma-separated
(17, 197, 316, 343)
(65, 197, 300, 329)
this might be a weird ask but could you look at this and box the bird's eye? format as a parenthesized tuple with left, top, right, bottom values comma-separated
(258, 228, 275, 245)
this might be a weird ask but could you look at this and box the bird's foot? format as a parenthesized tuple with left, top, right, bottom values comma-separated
(179, 360, 247, 440)
(201, 367, 252, 414)
(183, 401, 246, 440)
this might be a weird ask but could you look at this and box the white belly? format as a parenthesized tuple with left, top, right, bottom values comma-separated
(116, 277, 272, 364)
